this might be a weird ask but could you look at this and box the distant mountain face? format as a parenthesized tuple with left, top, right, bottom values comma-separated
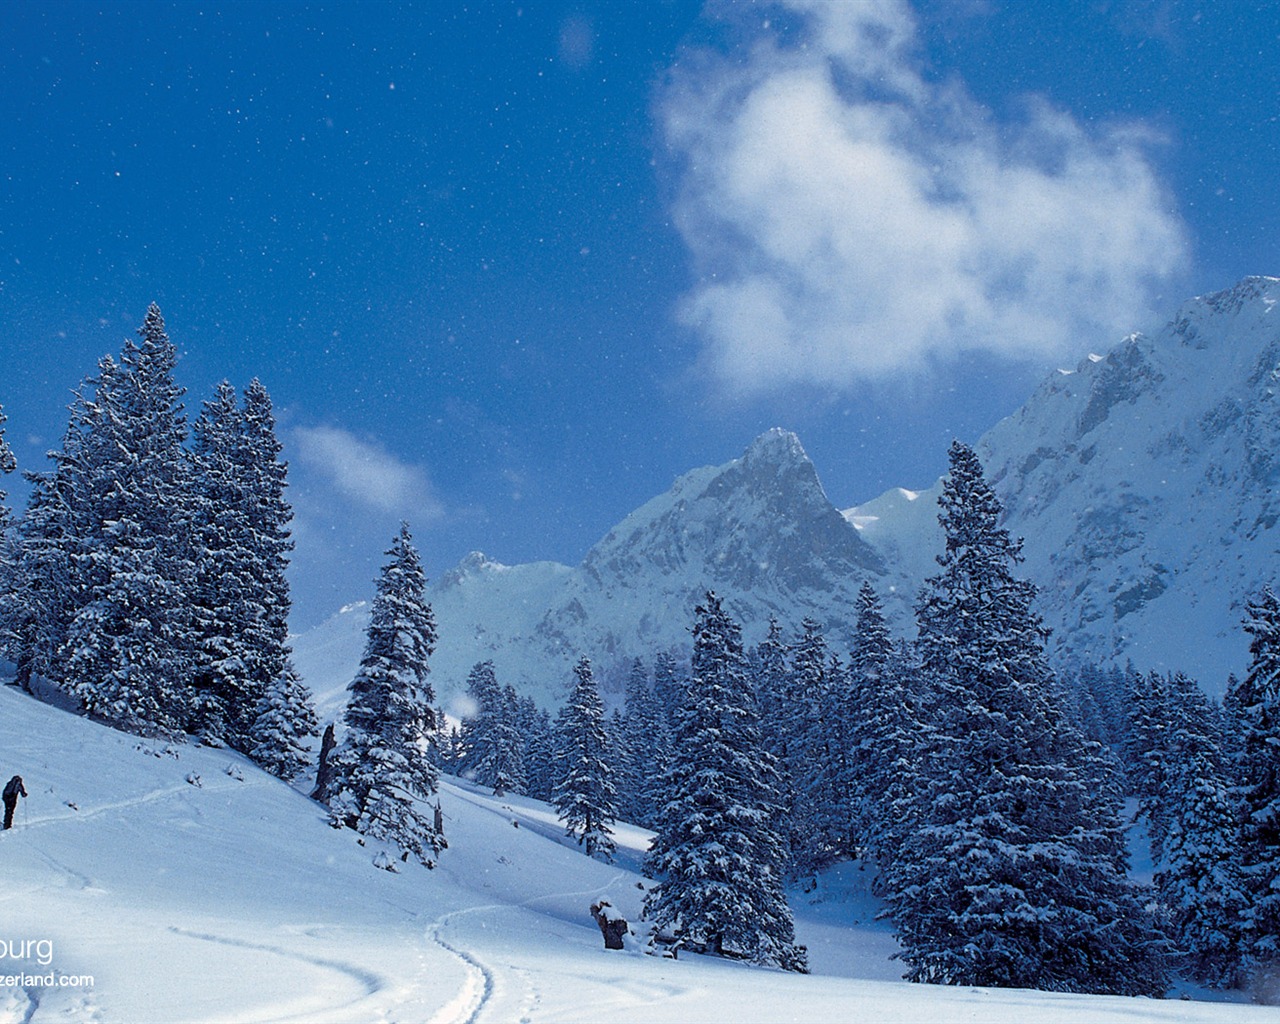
(851, 276, 1280, 689)
(427, 428, 890, 707)
(976, 276, 1280, 687)
(296, 429, 894, 711)
(295, 277, 1280, 710)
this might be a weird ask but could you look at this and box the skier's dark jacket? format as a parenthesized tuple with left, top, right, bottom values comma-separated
(3, 776, 25, 800)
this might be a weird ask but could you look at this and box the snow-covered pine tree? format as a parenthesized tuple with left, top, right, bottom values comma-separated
(1063, 732, 1171, 996)
(4, 415, 87, 692)
(1157, 748, 1249, 988)
(0, 403, 22, 679)
(552, 656, 617, 861)
(617, 658, 669, 828)
(327, 523, 443, 865)
(1222, 672, 1246, 769)
(0, 402, 15, 562)
(751, 617, 788, 755)
(1128, 669, 1177, 865)
(817, 650, 858, 863)
(59, 310, 197, 734)
(1058, 665, 1109, 746)
(238, 379, 295, 719)
(517, 696, 556, 802)
(645, 591, 806, 972)
(1129, 670, 1223, 869)
(249, 661, 319, 781)
(189, 377, 301, 754)
(652, 649, 686, 733)
(459, 660, 525, 796)
(615, 658, 644, 822)
(1233, 587, 1280, 977)
(189, 381, 258, 743)
(887, 440, 1162, 994)
(607, 705, 625, 769)
(870, 639, 933, 899)
(785, 619, 844, 875)
(432, 715, 466, 776)
(845, 581, 902, 864)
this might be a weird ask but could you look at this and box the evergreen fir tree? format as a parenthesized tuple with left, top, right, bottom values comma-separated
(1157, 749, 1249, 988)
(783, 618, 838, 875)
(63, 513, 190, 733)
(460, 661, 525, 796)
(189, 381, 258, 742)
(652, 649, 686, 733)
(0, 404, 35, 688)
(552, 656, 617, 860)
(238, 378, 295, 713)
(811, 651, 858, 863)
(1222, 672, 1246, 769)
(4, 418, 85, 692)
(870, 639, 931, 895)
(0, 403, 16, 601)
(645, 592, 806, 972)
(249, 662, 318, 781)
(750, 617, 788, 762)
(845, 582, 901, 863)
(519, 700, 557, 802)
(606, 706, 626, 774)
(617, 658, 669, 828)
(327, 524, 443, 865)
(58, 321, 196, 734)
(1128, 669, 1177, 865)
(887, 440, 1163, 994)
(1064, 733, 1171, 996)
(1233, 587, 1280, 976)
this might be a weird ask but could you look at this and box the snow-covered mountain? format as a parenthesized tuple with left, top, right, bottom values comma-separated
(989, 276, 1280, 685)
(296, 277, 1280, 709)
(851, 276, 1280, 689)
(296, 428, 894, 712)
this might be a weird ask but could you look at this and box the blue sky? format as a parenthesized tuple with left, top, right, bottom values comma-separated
(2, 1, 1276, 628)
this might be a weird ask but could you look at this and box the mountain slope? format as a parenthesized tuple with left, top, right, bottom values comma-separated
(982, 276, 1280, 684)
(325, 429, 891, 709)
(849, 276, 1280, 687)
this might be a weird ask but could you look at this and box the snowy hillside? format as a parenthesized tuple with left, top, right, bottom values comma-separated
(1, 684, 1269, 1023)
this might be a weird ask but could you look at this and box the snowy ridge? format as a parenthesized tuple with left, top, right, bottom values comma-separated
(2, 683, 1267, 1021)
(977, 276, 1280, 684)
(295, 277, 1280, 706)
(296, 430, 892, 711)
(844, 276, 1280, 687)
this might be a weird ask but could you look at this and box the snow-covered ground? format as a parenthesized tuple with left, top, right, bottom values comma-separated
(0, 684, 1270, 1023)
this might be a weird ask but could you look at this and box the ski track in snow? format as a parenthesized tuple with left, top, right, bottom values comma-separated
(167, 927, 386, 1022)
(425, 908, 498, 1024)
(426, 863, 633, 1024)
(20, 772, 263, 831)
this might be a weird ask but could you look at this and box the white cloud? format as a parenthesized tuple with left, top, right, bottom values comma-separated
(291, 425, 443, 521)
(662, 0, 1190, 393)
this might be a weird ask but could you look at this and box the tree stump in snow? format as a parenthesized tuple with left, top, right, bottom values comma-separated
(311, 723, 336, 801)
(590, 900, 627, 950)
